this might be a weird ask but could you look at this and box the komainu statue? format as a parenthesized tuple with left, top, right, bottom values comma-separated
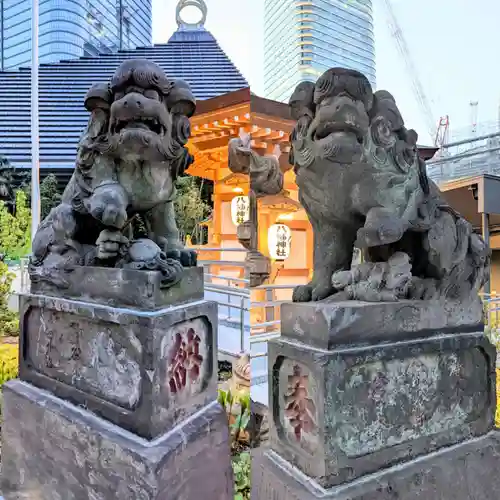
(29, 59, 197, 288)
(232, 67, 490, 304)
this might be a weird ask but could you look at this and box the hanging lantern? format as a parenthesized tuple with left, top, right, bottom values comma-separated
(268, 224, 292, 261)
(231, 195, 250, 226)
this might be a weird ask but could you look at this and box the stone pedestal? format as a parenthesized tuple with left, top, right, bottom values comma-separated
(1, 267, 233, 500)
(2, 381, 232, 500)
(252, 299, 498, 499)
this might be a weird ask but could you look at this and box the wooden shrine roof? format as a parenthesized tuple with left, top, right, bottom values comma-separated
(186, 87, 439, 180)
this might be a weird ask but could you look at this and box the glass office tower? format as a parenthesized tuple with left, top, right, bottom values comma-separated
(0, 0, 152, 70)
(0, 5, 248, 170)
(264, 0, 376, 102)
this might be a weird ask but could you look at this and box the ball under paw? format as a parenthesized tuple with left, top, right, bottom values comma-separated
(166, 248, 197, 267)
(292, 284, 313, 302)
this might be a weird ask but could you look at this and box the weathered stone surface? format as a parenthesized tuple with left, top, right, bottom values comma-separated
(252, 433, 500, 499)
(231, 353, 251, 392)
(30, 266, 204, 310)
(19, 293, 218, 439)
(280, 298, 484, 349)
(250, 399, 270, 448)
(267, 329, 496, 488)
(1, 380, 234, 500)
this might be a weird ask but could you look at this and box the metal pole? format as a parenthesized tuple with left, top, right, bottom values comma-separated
(240, 296, 245, 353)
(427, 145, 500, 166)
(442, 131, 500, 149)
(1, 0, 4, 71)
(30, 0, 40, 241)
(118, 0, 123, 50)
(482, 212, 491, 296)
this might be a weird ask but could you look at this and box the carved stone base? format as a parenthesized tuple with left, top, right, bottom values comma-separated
(280, 298, 485, 349)
(1, 380, 234, 500)
(252, 433, 500, 499)
(29, 266, 204, 310)
(19, 292, 217, 440)
(267, 300, 496, 490)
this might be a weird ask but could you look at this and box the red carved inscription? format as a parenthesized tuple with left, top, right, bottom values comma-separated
(285, 365, 317, 440)
(168, 328, 203, 394)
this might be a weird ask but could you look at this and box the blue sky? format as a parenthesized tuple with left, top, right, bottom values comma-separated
(153, 0, 499, 145)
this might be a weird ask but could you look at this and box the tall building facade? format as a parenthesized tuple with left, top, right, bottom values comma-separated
(0, 0, 248, 174)
(264, 0, 376, 102)
(0, 0, 152, 70)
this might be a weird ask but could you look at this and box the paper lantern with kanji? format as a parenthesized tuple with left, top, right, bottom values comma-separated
(230, 196, 250, 226)
(268, 223, 292, 261)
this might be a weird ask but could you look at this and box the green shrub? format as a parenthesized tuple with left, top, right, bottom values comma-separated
(0, 343, 18, 386)
(174, 176, 211, 244)
(0, 261, 19, 336)
(0, 190, 31, 260)
(232, 451, 250, 500)
(0, 343, 19, 420)
(218, 388, 251, 451)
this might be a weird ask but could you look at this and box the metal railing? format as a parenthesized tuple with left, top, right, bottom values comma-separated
(427, 131, 500, 183)
(194, 246, 297, 365)
(250, 284, 298, 364)
(249, 287, 499, 385)
(193, 249, 251, 357)
(13, 253, 498, 381)
(204, 281, 249, 355)
(9, 255, 252, 359)
(482, 293, 500, 330)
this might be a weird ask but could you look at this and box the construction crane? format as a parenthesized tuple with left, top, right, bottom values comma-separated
(470, 101, 478, 136)
(381, 0, 448, 148)
(435, 115, 450, 149)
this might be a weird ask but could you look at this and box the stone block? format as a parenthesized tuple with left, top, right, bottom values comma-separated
(252, 433, 500, 500)
(267, 302, 496, 488)
(30, 266, 204, 310)
(1, 380, 234, 500)
(19, 292, 218, 440)
(280, 298, 484, 349)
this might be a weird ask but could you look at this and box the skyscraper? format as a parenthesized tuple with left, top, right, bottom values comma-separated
(264, 0, 376, 102)
(0, 0, 247, 173)
(0, 0, 153, 70)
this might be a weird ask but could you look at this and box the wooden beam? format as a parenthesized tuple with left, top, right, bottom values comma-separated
(190, 135, 238, 151)
(250, 127, 272, 139)
(194, 88, 251, 115)
(250, 112, 294, 133)
(191, 131, 231, 143)
(251, 140, 268, 149)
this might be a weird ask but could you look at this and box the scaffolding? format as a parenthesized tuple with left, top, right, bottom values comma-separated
(427, 130, 500, 184)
